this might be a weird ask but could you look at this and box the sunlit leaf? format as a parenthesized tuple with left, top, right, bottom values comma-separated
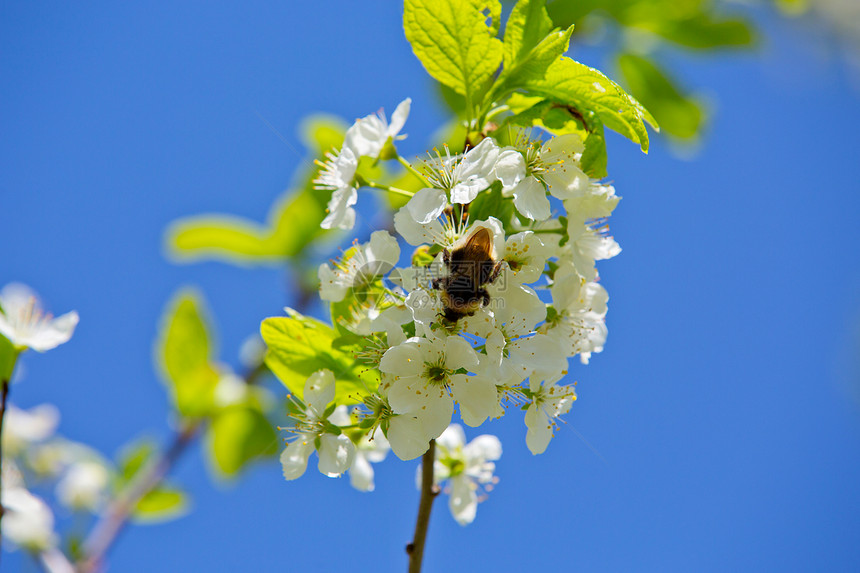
(164, 116, 347, 266)
(0, 335, 16, 381)
(157, 290, 219, 418)
(640, 14, 755, 50)
(520, 57, 658, 152)
(207, 405, 278, 478)
(132, 486, 189, 524)
(116, 438, 158, 485)
(617, 52, 706, 141)
(261, 309, 378, 405)
(404, 0, 503, 113)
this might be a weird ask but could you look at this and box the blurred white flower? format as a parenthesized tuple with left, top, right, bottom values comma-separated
(0, 283, 78, 352)
(418, 424, 501, 525)
(55, 460, 111, 512)
(348, 429, 390, 492)
(2, 487, 57, 551)
(2, 403, 59, 457)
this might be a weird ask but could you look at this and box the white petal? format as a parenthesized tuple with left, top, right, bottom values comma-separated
(366, 230, 401, 269)
(303, 369, 336, 415)
(493, 148, 525, 192)
(451, 374, 497, 427)
(436, 423, 466, 451)
(387, 414, 431, 460)
(386, 376, 426, 414)
(380, 342, 423, 377)
(344, 115, 387, 158)
(389, 98, 412, 137)
(450, 138, 500, 203)
(407, 188, 448, 225)
(524, 403, 553, 455)
(448, 475, 478, 526)
(464, 434, 502, 462)
(280, 438, 314, 480)
(318, 264, 348, 302)
(512, 176, 551, 221)
(443, 336, 479, 371)
(348, 453, 375, 492)
(394, 206, 444, 246)
(318, 433, 355, 477)
(321, 186, 357, 230)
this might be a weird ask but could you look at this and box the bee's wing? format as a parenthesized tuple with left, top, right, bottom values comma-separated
(458, 228, 494, 283)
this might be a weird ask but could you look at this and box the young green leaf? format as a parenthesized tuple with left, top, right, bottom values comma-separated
(157, 290, 219, 418)
(521, 57, 658, 152)
(132, 486, 189, 524)
(261, 310, 378, 405)
(0, 334, 17, 381)
(116, 438, 158, 486)
(503, 0, 554, 67)
(404, 0, 503, 115)
(164, 115, 346, 266)
(206, 405, 278, 478)
(617, 53, 706, 141)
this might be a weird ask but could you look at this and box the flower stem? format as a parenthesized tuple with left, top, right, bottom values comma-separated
(406, 440, 439, 573)
(362, 179, 415, 198)
(397, 155, 431, 187)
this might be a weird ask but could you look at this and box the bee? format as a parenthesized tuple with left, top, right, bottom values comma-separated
(432, 227, 504, 323)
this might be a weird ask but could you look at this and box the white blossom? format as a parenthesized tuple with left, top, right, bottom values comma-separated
(318, 230, 401, 301)
(524, 378, 576, 455)
(0, 283, 78, 352)
(315, 146, 359, 230)
(379, 336, 484, 458)
(280, 370, 355, 480)
(418, 424, 501, 525)
(2, 486, 57, 551)
(348, 429, 390, 492)
(55, 460, 111, 511)
(2, 403, 59, 457)
(343, 98, 411, 159)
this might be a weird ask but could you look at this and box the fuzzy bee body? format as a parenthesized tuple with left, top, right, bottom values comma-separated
(432, 227, 503, 323)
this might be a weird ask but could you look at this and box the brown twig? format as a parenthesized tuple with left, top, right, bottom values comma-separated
(76, 422, 198, 573)
(406, 440, 439, 573)
(0, 377, 10, 559)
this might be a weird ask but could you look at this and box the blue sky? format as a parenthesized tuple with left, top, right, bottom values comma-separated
(2, 1, 860, 571)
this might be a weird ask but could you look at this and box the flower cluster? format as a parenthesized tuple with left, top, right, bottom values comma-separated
(277, 99, 622, 521)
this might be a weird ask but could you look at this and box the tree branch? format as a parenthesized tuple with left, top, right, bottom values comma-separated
(76, 422, 198, 573)
(0, 377, 10, 558)
(406, 440, 438, 573)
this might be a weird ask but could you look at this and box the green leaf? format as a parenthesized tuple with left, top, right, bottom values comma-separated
(164, 115, 347, 266)
(132, 486, 189, 524)
(404, 0, 504, 114)
(494, 1, 574, 98)
(640, 14, 755, 50)
(521, 57, 658, 152)
(616, 53, 705, 141)
(503, 0, 554, 67)
(261, 310, 378, 405)
(581, 123, 608, 179)
(207, 405, 278, 478)
(157, 290, 219, 418)
(0, 335, 17, 381)
(116, 438, 158, 485)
